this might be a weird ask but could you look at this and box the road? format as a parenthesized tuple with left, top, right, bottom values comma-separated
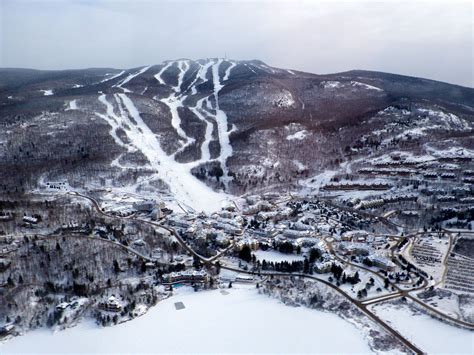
(65, 191, 426, 354)
(52, 190, 474, 352)
(219, 264, 424, 354)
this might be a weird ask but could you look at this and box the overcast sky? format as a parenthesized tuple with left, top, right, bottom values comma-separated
(0, 0, 472, 87)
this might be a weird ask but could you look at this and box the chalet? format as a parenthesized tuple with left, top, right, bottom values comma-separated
(22, 216, 39, 224)
(0, 324, 14, 336)
(99, 296, 122, 312)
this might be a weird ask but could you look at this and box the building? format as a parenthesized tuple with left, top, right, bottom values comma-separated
(99, 296, 122, 312)
(23, 216, 39, 224)
(162, 269, 208, 284)
(367, 256, 396, 271)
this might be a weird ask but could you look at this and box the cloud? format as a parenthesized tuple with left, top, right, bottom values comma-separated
(0, 0, 472, 87)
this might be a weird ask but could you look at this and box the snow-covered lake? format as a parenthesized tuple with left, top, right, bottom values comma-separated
(254, 249, 305, 263)
(2, 286, 372, 353)
(370, 302, 474, 354)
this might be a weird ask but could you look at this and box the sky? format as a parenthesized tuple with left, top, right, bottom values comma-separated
(0, 0, 472, 87)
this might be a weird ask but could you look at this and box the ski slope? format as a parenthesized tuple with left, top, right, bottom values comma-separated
(94, 59, 243, 212)
(97, 92, 228, 213)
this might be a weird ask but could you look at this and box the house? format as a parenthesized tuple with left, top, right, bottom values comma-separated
(23, 216, 39, 224)
(99, 296, 122, 312)
(0, 324, 14, 336)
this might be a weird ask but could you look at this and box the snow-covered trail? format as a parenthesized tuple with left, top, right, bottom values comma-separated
(99, 70, 126, 83)
(157, 60, 196, 153)
(223, 61, 236, 81)
(97, 93, 228, 212)
(154, 62, 173, 85)
(189, 97, 213, 163)
(152, 58, 235, 186)
(211, 59, 233, 187)
(114, 66, 151, 93)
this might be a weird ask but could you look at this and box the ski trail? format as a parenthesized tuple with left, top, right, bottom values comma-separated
(244, 64, 257, 74)
(173, 60, 190, 93)
(211, 59, 233, 188)
(95, 94, 135, 153)
(114, 66, 151, 93)
(156, 60, 196, 153)
(97, 93, 227, 212)
(189, 97, 213, 163)
(188, 61, 214, 95)
(154, 62, 173, 85)
(223, 61, 236, 81)
(258, 63, 276, 74)
(100, 70, 126, 83)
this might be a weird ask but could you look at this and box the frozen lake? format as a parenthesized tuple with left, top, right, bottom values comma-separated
(1, 286, 372, 353)
(370, 302, 474, 354)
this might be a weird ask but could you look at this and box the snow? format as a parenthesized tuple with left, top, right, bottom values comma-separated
(154, 62, 173, 85)
(350, 81, 383, 92)
(40, 89, 53, 96)
(286, 130, 308, 141)
(426, 145, 474, 159)
(211, 59, 234, 187)
(189, 98, 213, 162)
(322, 81, 343, 89)
(223, 61, 236, 81)
(1, 287, 373, 354)
(370, 302, 473, 354)
(273, 90, 295, 108)
(417, 108, 470, 130)
(301, 169, 337, 194)
(114, 66, 151, 93)
(65, 100, 77, 111)
(245, 63, 257, 74)
(99, 70, 125, 83)
(254, 250, 305, 263)
(286, 69, 295, 75)
(96, 93, 229, 213)
(293, 160, 306, 171)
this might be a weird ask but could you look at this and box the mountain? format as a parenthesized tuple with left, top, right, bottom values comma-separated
(0, 59, 473, 211)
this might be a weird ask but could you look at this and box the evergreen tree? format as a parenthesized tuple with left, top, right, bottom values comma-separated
(238, 245, 252, 263)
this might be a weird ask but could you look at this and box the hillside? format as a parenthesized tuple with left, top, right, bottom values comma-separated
(0, 59, 473, 211)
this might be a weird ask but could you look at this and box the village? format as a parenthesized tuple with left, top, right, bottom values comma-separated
(1, 144, 474, 352)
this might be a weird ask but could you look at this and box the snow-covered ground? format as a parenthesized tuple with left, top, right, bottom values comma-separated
(40, 89, 53, 96)
(369, 302, 474, 354)
(286, 130, 308, 140)
(254, 249, 305, 263)
(65, 100, 77, 111)
(2, 287, 373, 354)
(96, 93, 230, 213)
